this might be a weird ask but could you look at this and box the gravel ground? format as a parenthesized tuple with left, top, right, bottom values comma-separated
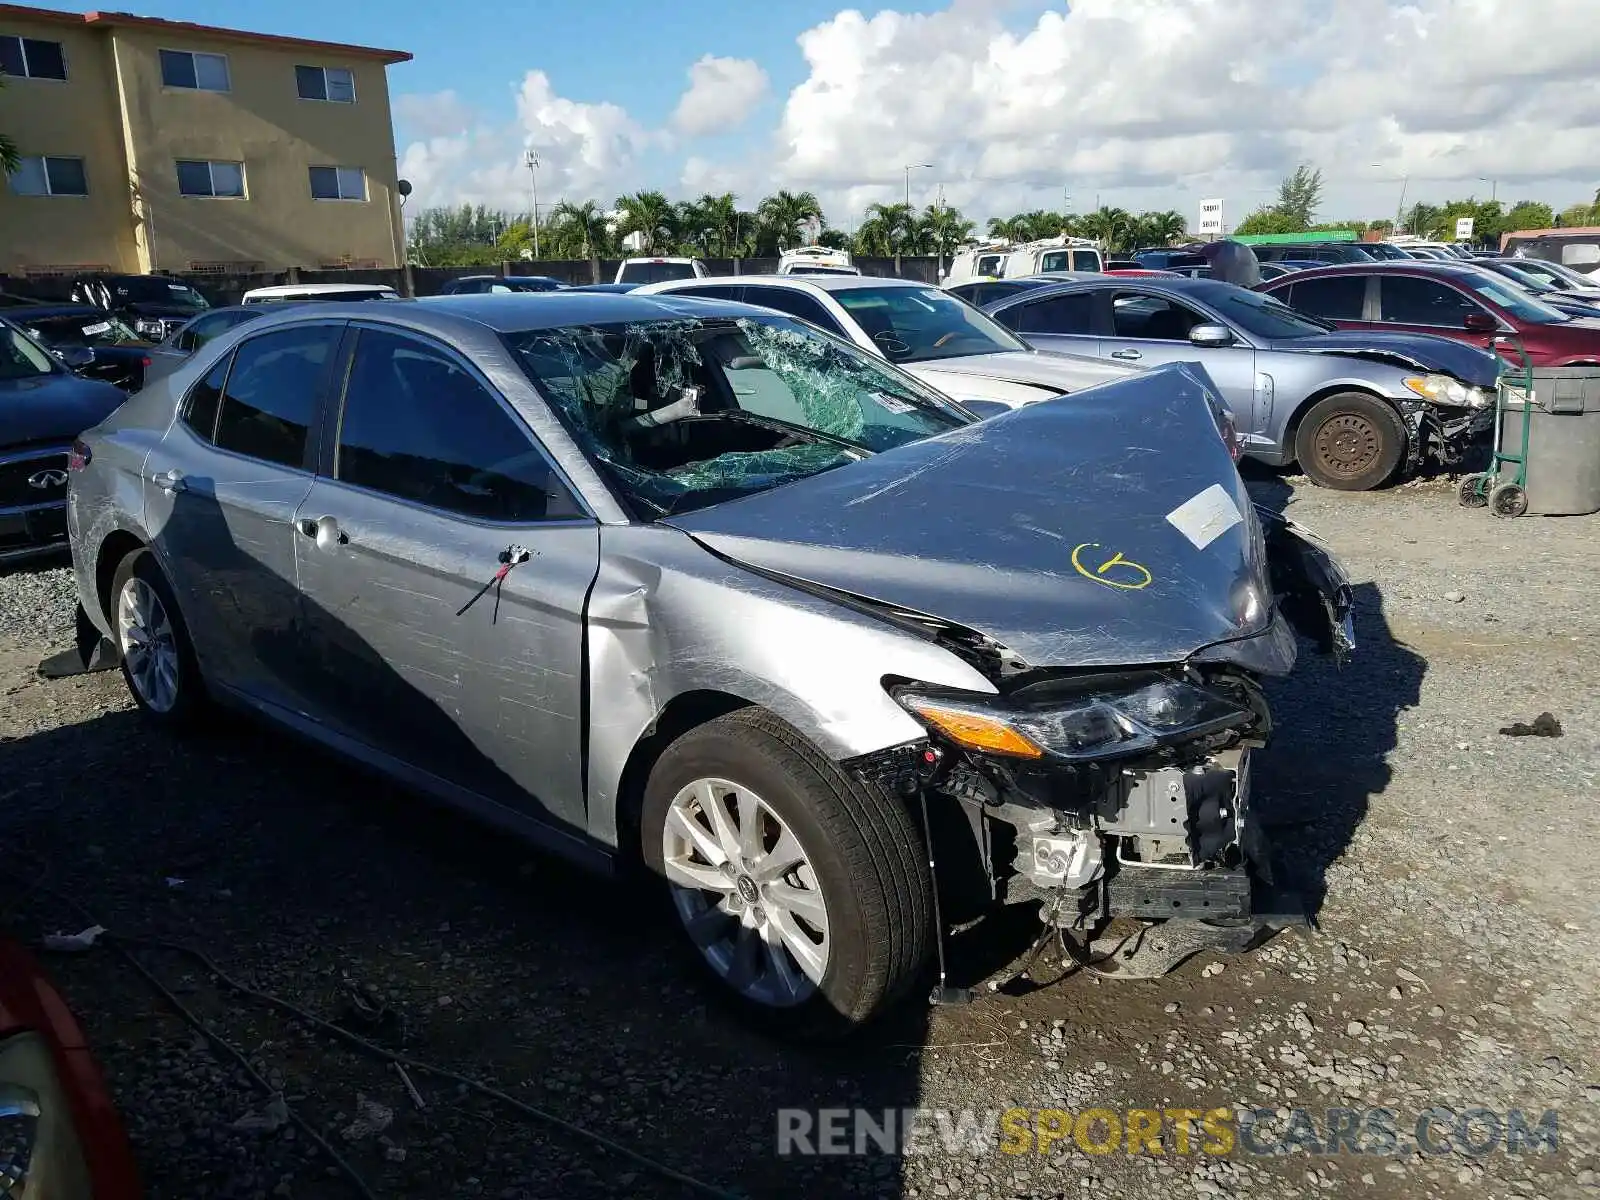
(1, 474, 1598, 1200)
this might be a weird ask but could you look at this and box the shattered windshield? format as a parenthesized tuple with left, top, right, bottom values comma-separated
(832, 285, 1028, 363)
(504, 314, 971, 516)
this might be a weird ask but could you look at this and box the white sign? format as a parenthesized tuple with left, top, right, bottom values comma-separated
(1198, 198, 1225, 236)
(1455, 217, 1475, 240)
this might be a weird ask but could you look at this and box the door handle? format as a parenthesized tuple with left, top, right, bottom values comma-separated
(150, 468, 186, 494)
(297, 515, 348, 547)
(1110, 349, 1143, 361)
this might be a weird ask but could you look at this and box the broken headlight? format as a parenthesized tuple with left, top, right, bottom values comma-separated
(893, 673, 1254, 762)
(1403, 374, 1493, 408)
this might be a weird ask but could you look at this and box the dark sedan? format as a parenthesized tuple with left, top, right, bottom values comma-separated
(7, 304, 155, 390)
(1262, 262, 1600, 368)
(0, 318, 128, 563)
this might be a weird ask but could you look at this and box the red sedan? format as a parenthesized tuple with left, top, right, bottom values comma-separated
(0, 939, 140, 1196)
(1261, 261, 1600, 368)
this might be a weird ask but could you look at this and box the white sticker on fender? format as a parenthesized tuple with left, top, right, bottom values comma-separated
(1166, 483, 1243, 550)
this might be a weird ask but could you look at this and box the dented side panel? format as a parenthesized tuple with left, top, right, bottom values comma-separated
(582, 523, 996, 846)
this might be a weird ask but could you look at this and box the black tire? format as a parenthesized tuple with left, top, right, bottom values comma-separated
(1293, 392, 1408, 491)
(640, 708, 933, 1039)
(1457, 473, 1489, 508)
(1489, 481, 1528, 518)
(109, 547, 207, 727)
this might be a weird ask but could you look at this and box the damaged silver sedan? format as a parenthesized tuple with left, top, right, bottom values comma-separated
(64, 293, 1352, 1037)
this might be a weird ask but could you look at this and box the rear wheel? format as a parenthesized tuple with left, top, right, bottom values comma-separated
(1489, 481, 1528, 518)
(110, 548, 206, 726)
(641, 708, 932, 1039)
(1294, 393, 1408, 491)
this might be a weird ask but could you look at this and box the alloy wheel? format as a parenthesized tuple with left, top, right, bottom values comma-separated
(117, 577, 180, 713)
(661, 777, 831, 1008)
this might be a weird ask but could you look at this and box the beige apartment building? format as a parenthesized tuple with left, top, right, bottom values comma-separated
(0, 4, 410, 277)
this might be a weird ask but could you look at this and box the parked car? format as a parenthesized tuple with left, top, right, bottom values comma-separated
(1249, 243, 1377, 265)
(1468, 259, 1600, 319)
(66, 293, 1352, 1034)
(944, 278, 1054, 308)
(143, 305, 275, 389)
(0, 317, 127, 564)
(944, 239, 1105, 284)
(1499, 256, 1600, 300)
(241, 283, 400, 305)
(1261, 261, 1600, 368)
(983, 276, 1500, 490)
(435, 275, 566, 294)
(633, 275, 1136, 414)
(1351, 242, 1414, 261)
(1130, 250, 1210, 271)
(564, 282, 643, 294)
(777, 247, 860, 276)
(614, 257, 707, 285)
(0, 937, 141, 1195)
(69, 272, 211, 341)
(7, 304, 154, 390)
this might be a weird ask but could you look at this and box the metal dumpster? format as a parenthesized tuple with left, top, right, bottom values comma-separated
(1468, 365, 1600, 517)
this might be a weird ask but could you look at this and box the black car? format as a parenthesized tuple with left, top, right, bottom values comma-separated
(1131, 250, 1211, 271)
(1249, 243, 1378, 265)
(945, 278, 1054, 307)
(0, 318, 128, 564)
(7, 304, 155, 391)
(142, 305, 274, 389)
(68, 273, 211, 341)
(435, 274, 566, 294)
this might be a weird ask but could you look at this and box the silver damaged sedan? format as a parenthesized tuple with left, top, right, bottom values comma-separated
(65, 293, 1353, 1036)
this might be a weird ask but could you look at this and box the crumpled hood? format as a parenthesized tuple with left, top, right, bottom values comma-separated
(668, 362, 1272, 669)
(911, 349, 1138, 394)
(1279, 331, 1499, 388)
(0, 372, 128, 447)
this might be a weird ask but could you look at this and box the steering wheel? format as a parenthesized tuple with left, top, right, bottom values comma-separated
(870, 330, 911, 356)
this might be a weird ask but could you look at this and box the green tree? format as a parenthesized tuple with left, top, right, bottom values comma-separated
(1233, 208, 1300, 236)
(613, 190, 676, 253)
(854, 202, 916, 256)
(756, 189, 824, 254)
(986, 215, 1027, 241)
(1130, 210, 1186, 248)
(816, 227, 851, 250)
(1402, 202, 1440, 238)
(1275, 163, 1324, 228)
(1080, 205, 1134, 252)
(1502, 201, 1555, 232)
(1558, 202, 1594, 228)
(0, 75, 17, 175)
(917, 203, 973, 259)
(548, 199, 608, 257)
(407, 204, 515, 266)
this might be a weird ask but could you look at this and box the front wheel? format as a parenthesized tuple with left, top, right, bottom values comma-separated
(110, 548, 207, 726)
(640, 708, 933, 1039)
(1293, 393, 1408, 491)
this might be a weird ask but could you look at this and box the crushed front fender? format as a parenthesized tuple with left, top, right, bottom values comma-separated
(1255, 505, 1355, 665)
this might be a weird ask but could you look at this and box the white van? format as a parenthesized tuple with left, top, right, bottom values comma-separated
(777, 246, 860, 276)
(614, 258, 708, 285)
(943, 237, 1104, 284)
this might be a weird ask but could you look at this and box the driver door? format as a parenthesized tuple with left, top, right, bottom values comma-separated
(1098, 289, 1259, 423)
(292, 324, 599, 829)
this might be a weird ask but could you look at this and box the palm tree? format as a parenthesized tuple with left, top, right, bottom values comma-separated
(1140, 210, 1187, 248)
(613, 190, 676, 254)
(697, 192, 740, 256)
(919, 204, 974, 262)
(675, 198, 711, 256)
(756, 189, 824, 253)
(550, 199, 605, 257)
(1080, 205, 1134, 253)
(855, 202, 916, 256)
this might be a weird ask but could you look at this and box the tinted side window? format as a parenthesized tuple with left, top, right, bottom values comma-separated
(1004, 291, 1096, 335)
(1111, 293, 1205, 340)
(182, 352, 230, 441)
(746, 288, 844, 335)
(672, 285, 744, 302)
(1285, 276, 1367, 321)
(335, 328, 581, 522)
(1380, 276, 1479, 326)
(213, 325, 338, 467)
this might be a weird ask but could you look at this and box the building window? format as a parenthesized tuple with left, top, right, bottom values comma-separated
(309, 165, 366, 201)
(159, 48, 230, 91)
(0, 35, 68, 80)
(295, 64, 355, 103)
(176, 159, 246, 198)
(7, 155, 88, 197)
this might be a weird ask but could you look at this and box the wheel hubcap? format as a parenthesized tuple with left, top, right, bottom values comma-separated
(117, 577, 179, 713)
(662, 778, 830, 1008)
(1315, 413, 1379, 477)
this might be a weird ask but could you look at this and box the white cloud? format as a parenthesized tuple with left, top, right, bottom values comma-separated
(671, 55, 769, 137)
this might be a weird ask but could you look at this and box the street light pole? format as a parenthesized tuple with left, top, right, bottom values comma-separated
(903, 162, 931, 211)
(522, 148, 540, 259)
(1479, 177, 1498, 203)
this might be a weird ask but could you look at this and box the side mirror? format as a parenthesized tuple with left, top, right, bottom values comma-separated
(1188, 323, 1235, 348)
(59, 345, 96, 369)
(1463, 312, 1498, 333)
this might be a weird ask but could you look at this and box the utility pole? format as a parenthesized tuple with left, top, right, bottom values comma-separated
(522, 148, 540, 258)
(1479, 176, 1498, 203)
(904, 162, 931, 211)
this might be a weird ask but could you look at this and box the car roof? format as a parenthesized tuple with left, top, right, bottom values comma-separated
(647, 274, 925, 294)
(1265, 260, 1484, 282)
(244, 283, 398, 297)
(405, 291, 770, 331)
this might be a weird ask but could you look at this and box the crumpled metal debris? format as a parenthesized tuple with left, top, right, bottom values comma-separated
(341, 1097, 395, 1141)
(1499, 712, 1563, 738)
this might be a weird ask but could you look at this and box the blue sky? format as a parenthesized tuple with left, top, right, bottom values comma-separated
(22, 1, 1600, 228)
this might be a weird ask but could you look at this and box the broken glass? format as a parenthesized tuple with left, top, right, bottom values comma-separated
(503, 314, 970, 515)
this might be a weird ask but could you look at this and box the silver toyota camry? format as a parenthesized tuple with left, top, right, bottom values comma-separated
(65, 293, 1352, 1037)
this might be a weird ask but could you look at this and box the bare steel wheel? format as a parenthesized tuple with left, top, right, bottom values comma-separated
(1293, 392, 1407, 491)
(641, 708, 933, 1038)
(110, 548, 205, 725)
(662, 778, 830, 1008)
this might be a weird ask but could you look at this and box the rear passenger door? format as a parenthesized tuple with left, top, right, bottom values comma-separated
(991, 289, 1102, 356)
(292, 324, 600, 828)
(147, 321, 344, 708)
(1279, 274, 1374, 330)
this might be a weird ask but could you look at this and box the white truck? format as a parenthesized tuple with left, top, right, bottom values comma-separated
(942, 236, 1105, 285)
(777, 246, 860, 276)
